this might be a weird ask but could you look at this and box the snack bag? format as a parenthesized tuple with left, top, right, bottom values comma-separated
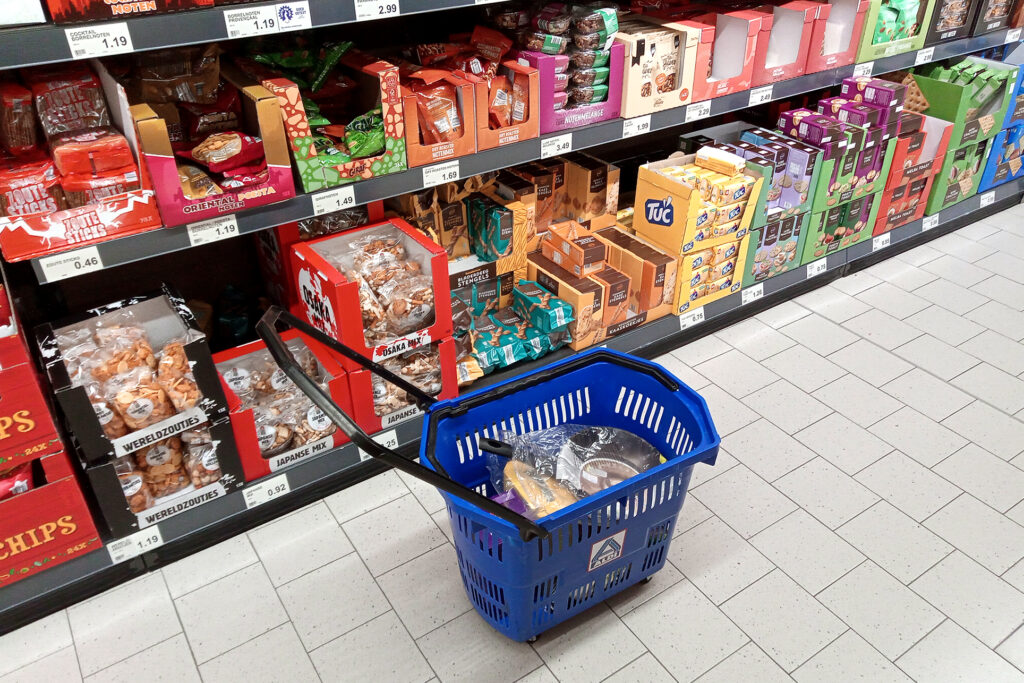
(177, 164, 223, 199)
(0, 159, 65, 217)
(489, 75, 513, 129)
(50, 127, 135, 176)
(0, 82, 37, 156)
(183, 132, 264, 174)
(61, 167, 140, 209)
(115, 455, 155, 513)
(413, 83, 463, 144)
(0, 462, 33, 502)
(23, 65, 110, 139)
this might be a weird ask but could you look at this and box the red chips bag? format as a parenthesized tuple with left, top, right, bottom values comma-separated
(61, 166, 141, 209)
(412, 83, 463, 144)
(471, 26, 514, 62)
(489, 75, 512, 129)
(179, 131, 264, 174)
(0, 462, 33, 501)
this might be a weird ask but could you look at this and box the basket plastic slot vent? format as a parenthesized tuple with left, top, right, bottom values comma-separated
(461, 553, 507, 606)
(469, 585, 510, 626)
(532, 602, 556, 628)
(603, 563, 633, 591)
(566, 580, 597, 610)
(475, 528, 504, 562)
(533, 575, 559, 602)
(647, 519, 673, 547)
(641, 545, 666, 572)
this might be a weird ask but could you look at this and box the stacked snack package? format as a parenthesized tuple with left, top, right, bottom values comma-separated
(372, 344, 444, 417)
(0, 63, 142, 217)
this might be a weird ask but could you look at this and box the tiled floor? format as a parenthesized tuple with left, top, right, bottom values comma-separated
(4, 207, 1024, 683)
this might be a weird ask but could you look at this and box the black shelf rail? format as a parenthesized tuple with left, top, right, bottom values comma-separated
(3, 175, 1021, 636)
(28, 27, 1022, 285)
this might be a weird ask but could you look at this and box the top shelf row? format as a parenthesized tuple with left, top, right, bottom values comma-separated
(0, 0, 507, 70)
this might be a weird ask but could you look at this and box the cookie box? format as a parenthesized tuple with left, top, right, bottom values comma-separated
(526, 252, 607, 349)
(0, 450, 102, 590)
(856, 0, 937, 61)
(461, 60, 540, 152)
(977, 123, 1024, 192)
(873, 175, 931, 232)
(540, 220, 607, 277)
(738, 127, 823, 220)
(260, 50, 407, 193)
(1001, 50, 1024, 129)
(291, 217, 454, 373)
(561, 152, 620, 223)
(401, 68, 476, 168)
(971, 0, 1016, 34)
(590, 217, 679, 318)
(751, 1, 823, 87)
(46, 0, 211, 22)
(805, 0, 871, 72)
(925, 137, 992, 212)
(36, 285, 232, 466)
(214, 331, 353, 482)
(886, 114, 953, 189)
(615, 15, 700, 117)
(740, 212, 809, 286)
(924, 0, 983, 42)
(799, 192, 879, 262)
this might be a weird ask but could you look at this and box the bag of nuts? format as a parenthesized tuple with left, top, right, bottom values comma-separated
(105, 367, 177, 430)
(85, 381, 129, 439)
(133, 436, 190, 498)
(157, 339, 202, 411)
(115, 456, 155, 513)
(181, 427, 222, 488)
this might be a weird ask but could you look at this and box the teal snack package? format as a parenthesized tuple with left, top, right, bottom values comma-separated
(512, 280, 574, 333)
(472, 314, 527, 369)
(491, 308, 548, 360)
(483, 205, 514, 261)
(471, 278, 501, 317)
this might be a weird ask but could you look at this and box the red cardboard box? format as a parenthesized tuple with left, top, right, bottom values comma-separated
(291, 217, 454, 372)
(402, 70, 477, 168)
(461, 61, 540, 152)
(0, 450, 102, 589)
(0, 363, 65, 471)
(875, 114, 952, 233)
(46, 0, 212, 23)
(752, 1, 822, 86)
(214, 331, 353, 482)
(805, 0, 871, 72)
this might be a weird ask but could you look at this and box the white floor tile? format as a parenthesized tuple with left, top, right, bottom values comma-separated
(0, 610, 72, 677)
(161, 535, 259, 599)
(925, 494, 1024, 575)
(724, 419, 816, 481)
(674, 493, 713, 535)
(277, 553, 389, 651)
(762, 344, 846, 393)
(695, 643, 791, 683)
(342, 494, 446, 576)
(837, 502, 953, 583)
(952, 363, 1024, 414)
(653, 352, 709, 390)
(867, 258, 939, 291)
(818, 561, 943, 659)
(604, 653, 674, 682)
(201, 624, 319, 683)
(691, 465, 797, 539)
(829, 269, 883, 295)
(688, 448, 738, 488)
(779, 314, 860, 356)
(997, 625, 1024, 673)
(935, 445, 1024, 512)
(671, 335, 732, 366)
(856, 452, 961, 522)
(959, 330, 1024, 376)
(930, 232, 998, 263)
(249, 502, 354, 586)
(1011, 501, 1024, 527)
(827, 338, 914, 387)
(965, 300, 1024, 341)
(669, 516, 775, 605)
(69, 572, 182, 675)
(396, 469, 446, 514)
(605, 560, 684, 618)
(905, 305, 986, 346)
(869, 406, 967, 467)
(695, 349, 781, 398)
(911, 552, 1024, 648)
(751, 511, 864, 595)
(894, 243, 943, 266)
(972, 275, 1024, 311)
(532, 604, 645, 683)
(916, 278, 991, 315)
(86, 634, 200, 683)
(981, 226, 1024, 257)
(793, 631, 912, 683)
(893, 335, 981, 381)
(432, 509, 454, 545)
(176, 563, 287, 665)
(942, 401, 1024, 460)
(742, 380, 831, 434)
(857, 282, 930, 319)
(310, 612, 431, 683)
(722, 570, 846, 672)
(775, 458, 880, 528)
(796, 413, 894, 475)
(755, 299, 813, 328)
(0, 647, 81, 683)
(976, 251, 1024, 284)
(957, 220, 1001, 241)
(813, 374, 903, 428)
(794, 287, 871, 323)
(713, 318, 796, 361)
(324, 470, 408, 525)
(517, 666, 558, 683)
(417, 611, 542, 683)
(920, 254, 992, 287)
(842, 309, 923, 350)
(882, 368, 974, 421)
(623, 580, 748, 681)
(693, 385, 759, 437)
(377, 544, 472, 638)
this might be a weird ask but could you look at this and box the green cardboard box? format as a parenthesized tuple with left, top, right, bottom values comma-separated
(741, 212, 810, 286)
(857, 0, 937, 61)
(799, 191, 880, 263)
(924, 138, 991, 213)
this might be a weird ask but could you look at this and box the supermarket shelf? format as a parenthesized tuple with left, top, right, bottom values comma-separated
(3, 176, 1021, 636)
(29, 27, 1021, 285)
(0, 0, 508, 70)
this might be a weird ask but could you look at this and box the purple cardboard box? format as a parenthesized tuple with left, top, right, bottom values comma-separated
(840, 76, 907, 108)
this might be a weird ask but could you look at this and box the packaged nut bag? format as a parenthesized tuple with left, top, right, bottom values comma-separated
(157, 339, 201, 411)
(115, 456, 154, 513)
(252, 397, 296, 457)
(133, 436, 190, 498)
(180, 426, 222, 487)
(381, 275, 435, 337)
(291, 403, 336, 446)
(85, 382, 129, 439)
(105, 367, 177, 430)
(373, 345, 443, 416)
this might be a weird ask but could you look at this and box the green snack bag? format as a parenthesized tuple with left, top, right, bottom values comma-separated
(254, 49, 317, 70)
(311, 41, 354, 92)
(345, 108, 385, 158)
(512, 280, 574, 333)
(303, 98, 331, 127)
(481, 205, 513, 261)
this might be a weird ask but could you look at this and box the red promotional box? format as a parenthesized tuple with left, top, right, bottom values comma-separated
(0, 450, 102, 589)
(214, 331, 353, 482)
(805, 0, 871, 72)
(0, 363, 65, 471)
(45, 0, 212, 23)
(875, 114, 953, 233)
(752, 1, 823, 86)
(291, 217, 454, 372)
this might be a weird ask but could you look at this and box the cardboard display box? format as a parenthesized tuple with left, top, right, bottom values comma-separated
(925, 0, 985, 43)
(46, 0, 211, 22)
(925, 137, 992, 212)
(615, 15, 700, 117)
(401, 69, 477, 168)
(885, 114, 954, 189)
(799, 191, 879, 262)
(752, 1, 822, 86)
(971, 0, 1017, 33)
(674, 230, 749, 313)
(740, 212, 810, 286)
(856, 0, 938, 61)
(977, 123, 1024, 191)
(806, 0, 871, 71)
(462, 61, 540, 152)
(0, 362, 65, 471)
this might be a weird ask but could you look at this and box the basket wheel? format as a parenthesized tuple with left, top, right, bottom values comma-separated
(527, 635, 539, 644)
(641, 576, 654, 584)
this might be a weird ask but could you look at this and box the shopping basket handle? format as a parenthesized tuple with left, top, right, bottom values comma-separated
(256, 307, 552, 542)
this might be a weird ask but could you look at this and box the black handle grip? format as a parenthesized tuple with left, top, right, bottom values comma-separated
(256, 307, 551, 542)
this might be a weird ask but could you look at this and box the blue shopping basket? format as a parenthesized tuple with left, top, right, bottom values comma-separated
(258, 307, 720, 642)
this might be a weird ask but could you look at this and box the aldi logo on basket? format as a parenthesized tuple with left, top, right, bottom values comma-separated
(589, 530, 627, 571)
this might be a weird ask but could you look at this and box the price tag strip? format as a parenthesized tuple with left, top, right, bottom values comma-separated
(540, 133, 572, 159)
(243, 473, 291, 509)
(748, 85, 774, 107)
(922, 214, 940, 231)
(355, 0, 400, 21)
(806, 259, 827, 279)
(422, 160, 460, 187)
(187, 215, 240, 247)
(741, 283, 764, 305)
(679, 307, 705, 331)
(622, 115, 652, 138)
(38, 246, 104, 283)
(107, 526, 164, 564)
(358, 429, 399, 462)
(980, 191, 995, 208)
(312, 186, 356, 216)
(685, 100, 712, 123)
(65, 23, 133, 59)
(224, 1, 311, 39)
(915, 47, 935, 65)
(853, 61, 874, 77)
(1008, 27, 1022, 42)
(873, 233, 891, 252)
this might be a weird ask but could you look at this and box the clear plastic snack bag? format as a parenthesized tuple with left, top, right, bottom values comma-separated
(115, 455, 154, 513)
(105, 367, 177, 430)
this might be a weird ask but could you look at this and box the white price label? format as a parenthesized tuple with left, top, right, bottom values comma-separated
(243, 473, 291, 509)
(540, 133, 572, 159)
(915, 47, 936, 65)
(312, 186, 356, 216)
(980, 191, 995, 208)
(224, 5, 279, 38)
(853, 61, 874, 77)
(622, 115, 652, 138)
(685, 100, 712, 123)
(355, 0, 400, 20)
(358, 429, 399, 462)
(38, 246, 103, 283)
(187, 215, 239, 247)
(1008, 27, 1022, 42)
(107, 526, 163, 564)
(922, 214, 940, 231)
(65, 23, 133, 59)
(741, 283, 764, 305)
(873, 233, 891, 251)
(748, 85, 774, 107)
(806, 259, 827, 278)
(679, 307, 705, 330)
(422, 160, 460, 187)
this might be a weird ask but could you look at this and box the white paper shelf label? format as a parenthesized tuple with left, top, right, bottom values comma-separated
(922, 214, 940, 231)
(748, 85, 773, 107)
(806, 259, 827, 279)
(540, 133, 572, 159)
(1007, 27, 1022, 42)
(853, 61, 874, 77)
(622, 115, 652, 138)
(65, 23, 133, 59)
(355, 0, 400, 21)
(741, 283, 764, 305)
(224, 2, 310, 38)
(107, 526, 163, 564)
(915, 47, 935, 65)
(873, 233, 891, 251)
(980, 191, 995, 208)
(422, 160, 460, 187)
(243, 473, 291, 509)
(685, 100, 712, 123)
(358, 429, 399, 462)
(312, 186, 356, 216)
(678, 307, 705, 330)
(188, 215, 239, 247)
(38, 246, 103, 283)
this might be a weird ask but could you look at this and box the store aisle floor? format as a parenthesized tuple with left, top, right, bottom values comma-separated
(4, 207, 1024, 683)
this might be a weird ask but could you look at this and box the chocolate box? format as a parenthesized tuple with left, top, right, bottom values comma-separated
(526, 252, 605, 349)
(741, 212, 808, 285)
(925, 137, 991, 212)
(799, 191, 879, 261)
(592, 221, 679, 317)
(541, 220, 607, 277)
(589, 266, 633, 327)
(857, 0, 938, 60)
(925, 0, 984, 42)
(615, 15, 701, 117)
(971, 0, 1017, 33)
(561, 152, 621, 223)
